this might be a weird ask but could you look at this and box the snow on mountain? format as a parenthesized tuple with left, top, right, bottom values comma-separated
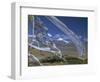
(57, 37, 69, 44)
(53, 34, 69, 40)
(61, 34, 69, 40)
(52, 34, 70, 44)
(47, 33, 52, 37)
(63, 40, 69, 44)
(29, 43, 57, 53)
(53, 34, 61, 39)
(57, 37, 63, 41)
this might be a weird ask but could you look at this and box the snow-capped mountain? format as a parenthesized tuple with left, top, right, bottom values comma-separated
(57, 37, 69, 44)
(52, 34, 70, 44)
(28, 16, 71, 49)
(47, 33, 52, 37)
(28, 33, 70, 46)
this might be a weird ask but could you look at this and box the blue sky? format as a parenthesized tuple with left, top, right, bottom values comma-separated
(28, 15, 88, 39)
